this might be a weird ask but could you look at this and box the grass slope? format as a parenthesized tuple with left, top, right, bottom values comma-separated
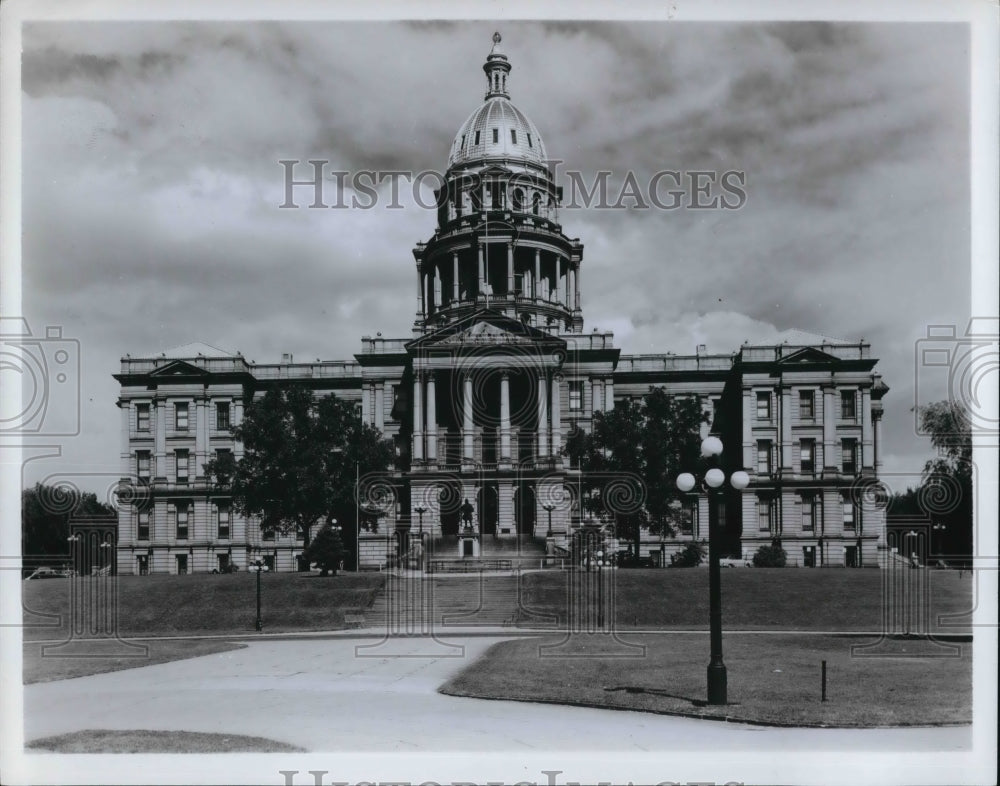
(440, 632, 972, 727)
(519, 568, 973, 632)
(22, 572, 385, 641)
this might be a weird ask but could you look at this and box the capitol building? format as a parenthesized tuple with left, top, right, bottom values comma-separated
(114, 35, 889, 575)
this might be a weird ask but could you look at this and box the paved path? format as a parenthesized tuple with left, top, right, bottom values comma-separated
(24, 636, 972, 752)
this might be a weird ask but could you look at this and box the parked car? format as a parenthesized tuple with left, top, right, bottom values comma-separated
(24, 567, 71, 580)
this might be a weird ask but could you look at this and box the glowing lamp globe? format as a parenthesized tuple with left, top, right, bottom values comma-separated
(701, 436, 724, 458)
(676, 473, 696, 492)
(730, 470, 750, 490)
(705, 468, 725, 488)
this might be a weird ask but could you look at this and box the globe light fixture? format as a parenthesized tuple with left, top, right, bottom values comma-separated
(674, 435, 751, 706)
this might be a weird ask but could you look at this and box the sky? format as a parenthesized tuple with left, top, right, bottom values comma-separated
(14, 18, 973, 498)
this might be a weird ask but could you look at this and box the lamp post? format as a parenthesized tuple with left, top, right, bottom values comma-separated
(414, 505, 427, 537)
(247, 559, 269, 631)
(932, 522, 946, 561)
(99, 542, 113, 575)
(67, 535, 81, 576)
(905, 529, 919, 568)
(676, 435, 750, 706)
(543, 503, 555, 536)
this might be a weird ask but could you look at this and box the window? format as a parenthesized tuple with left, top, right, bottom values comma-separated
(175, 402, 189, 430)
(842, 496, 856, 531)
(757, 497, 772, 532)
(492, 128, 499, 144)
(680, 500, 697, 534)
(803, 546, 816, 568)
(756, 440, 772, 475)
(136, 451, 151, 482)
(137, 554, 149, 576)
(176, 506, 189, 540)
(136, 403, 150, 432)
(217, 506, 230, 539)
(263, 527, 275, 541)
(527, 132, 533, 148)
(801, 495, 815, 532)
(845, 545, 859, 568)
(216, 402, 231, 430)
(756, 391, 771, 420)
(460, 134, 466, 148)
(841, 438, 858, 475)
(800, 439, 815, 473)
(137, 510, 150, 541)
(799, 390, 815, 420)
(568, 381, 583, 410)
(217, 554, 230, 572)
(474, 130, 480, 146)
(295, 525, 304, 541)
(176, 554, 188, 575)
(176, 449, 189, 484)
(263, 555, 276, 571)
(841, 389, 856, 420)
(511, 129, 517, 144)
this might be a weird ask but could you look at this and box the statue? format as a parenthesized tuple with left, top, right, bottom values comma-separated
(460, 498, 475, 529)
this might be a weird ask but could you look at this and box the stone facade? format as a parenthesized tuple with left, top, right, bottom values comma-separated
(114, 35, 889, 574)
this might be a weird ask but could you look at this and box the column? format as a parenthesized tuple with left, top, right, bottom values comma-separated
(416, 268, 425, 318)
(374, 382, 385, 431)
(500, 371, 511, 461)
(478, 244, 485, 295)
(862, 388, 874, 468)
(823, 386, 836, 470)
(507, 243, 515, 296)
(233, 399, 244, 460)
(780, 388, 792, 470)
(463, 374, 474, 461)
(537, 374, 549, 458)
(120, 402, 131, 478)
(604, 378, 614, 411)
(361, 382, 372, 424)
(550, 374, 562, 455)
(874, 412, 884, 471)
(574, 265, 581, 310)
(154, 396, 166, 479)
(569, 267, 577, 310)
(564, 262, 571, 306)
(534, 249, 541, 298)
(425, 373, 437, 463)
(412, 374, 424, 463)
(452, 252, 460, 302)
(195, 397, 208, 478)
(591, 379, 603, 414)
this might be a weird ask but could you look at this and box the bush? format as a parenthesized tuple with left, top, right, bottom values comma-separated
(669, 542, 706, 568)
(752, 543, 788, 567)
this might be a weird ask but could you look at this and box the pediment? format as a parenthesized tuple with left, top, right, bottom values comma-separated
(148, 360, 210, 377)
(407, 309, 564, 351)
(778, 346, 842, 364)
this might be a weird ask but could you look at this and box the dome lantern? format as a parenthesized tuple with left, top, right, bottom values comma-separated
(483, 31, 511, 100)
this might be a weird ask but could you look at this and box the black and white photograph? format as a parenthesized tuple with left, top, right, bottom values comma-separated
(1, 1, 997, 784)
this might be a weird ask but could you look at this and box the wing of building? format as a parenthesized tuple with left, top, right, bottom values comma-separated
(114, 34, 890, 575)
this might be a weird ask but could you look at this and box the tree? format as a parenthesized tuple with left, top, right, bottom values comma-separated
(302, 524, 346, 576)
(914, 401, 973, 561)
(22, 483, 115, 573)
(565, 387, 709, 557)
(204, 386, 395, 566)
(669, 541, 706, 568)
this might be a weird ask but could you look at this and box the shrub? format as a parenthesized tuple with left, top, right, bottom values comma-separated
(669, 542, 706, 568)
(752, 543, 788, 567)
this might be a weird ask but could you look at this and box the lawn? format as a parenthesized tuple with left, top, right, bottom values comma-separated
(21, 572, 385, 641)
(439, 632, 972, 727)
(518, 568, 973, 633)
(27, 729, 303, 753)
(23, 639, 247, 684)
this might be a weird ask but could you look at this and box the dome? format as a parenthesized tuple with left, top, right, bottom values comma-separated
(447, 97, 548, 168)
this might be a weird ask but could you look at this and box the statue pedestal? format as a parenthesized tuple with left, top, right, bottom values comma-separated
(458, 527, 480, 558)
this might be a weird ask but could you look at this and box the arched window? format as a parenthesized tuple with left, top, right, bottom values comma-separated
(512, 188, 523, 211)
(532, 193, 541, 216)
(494, 74, 499, 91)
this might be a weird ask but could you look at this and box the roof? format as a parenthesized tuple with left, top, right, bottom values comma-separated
(156, 342, 237, 359)
(448, 97, 548, 168)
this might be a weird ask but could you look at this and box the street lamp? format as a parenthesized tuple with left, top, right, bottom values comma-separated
(932, 523, 946, 560)
(99, 542, 113, 575)
(247, 559, 270, 631)
(543, 503, 555, 537)
(414, 505, 427, 537)
(905, 529, 920, 568)
(676, 435, 750, 706)
(67, 535, 81, 576)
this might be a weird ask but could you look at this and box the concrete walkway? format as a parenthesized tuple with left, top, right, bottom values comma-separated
(24, 636, 972, 752)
